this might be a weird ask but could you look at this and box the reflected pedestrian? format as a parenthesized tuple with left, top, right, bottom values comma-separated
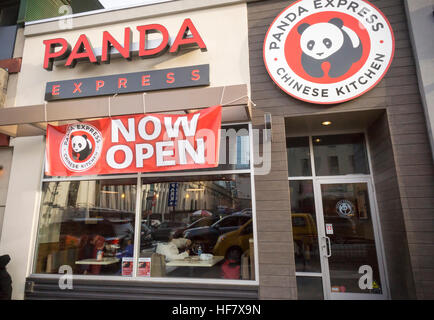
(0, 254, 12, 300)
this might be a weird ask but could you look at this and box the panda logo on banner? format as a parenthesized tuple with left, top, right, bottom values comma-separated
(263, 0, 395, 104)
(60, 124, 103, 172)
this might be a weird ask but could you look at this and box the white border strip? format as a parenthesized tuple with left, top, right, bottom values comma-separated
(29, 272, 259, 286)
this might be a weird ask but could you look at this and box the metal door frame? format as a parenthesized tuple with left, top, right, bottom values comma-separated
(313, 176, 389, 300)
(288, 131, 391, 300)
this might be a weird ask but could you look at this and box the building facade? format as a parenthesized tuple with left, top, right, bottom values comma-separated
(0, 0, 432, 300)
(0, 0, 23, 244)
(248, 0, 434, 300)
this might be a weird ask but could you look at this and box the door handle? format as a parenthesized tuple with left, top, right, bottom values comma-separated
(322, 236, 332, 258)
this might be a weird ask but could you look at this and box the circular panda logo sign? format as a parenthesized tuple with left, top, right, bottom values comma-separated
(60, 124, 103, 172)
(263, 0, 394, 104)
(336, 199, 355, 217)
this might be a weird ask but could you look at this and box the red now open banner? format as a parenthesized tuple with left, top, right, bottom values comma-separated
(45, 106, 221, 176)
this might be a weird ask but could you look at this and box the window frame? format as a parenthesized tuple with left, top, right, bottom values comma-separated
(287, 130, 372, 181)
(288, 131, 373, 279)
(31, 122, 259, 286)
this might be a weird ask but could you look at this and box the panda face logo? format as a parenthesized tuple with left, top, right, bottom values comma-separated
(60, 124, 103, 172)
(299, 21, 345, 60)
(70, 134, 93, 161)
(297, 18, 363, 79)
(263, 0, 395, 104)
(336, 200, 355, 217)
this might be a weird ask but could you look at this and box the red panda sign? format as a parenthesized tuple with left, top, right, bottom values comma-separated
(43, 18, 207, 71)
(263, 0, 395, 104)
(45, 106, 221, 176)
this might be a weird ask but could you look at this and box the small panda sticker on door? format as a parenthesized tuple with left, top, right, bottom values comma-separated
(263, 0, 395, 104)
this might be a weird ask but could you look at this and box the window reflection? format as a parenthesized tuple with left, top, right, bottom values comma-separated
(321, 183, 382, 294)
(296, 276, 324, 300)
(313, 133, 369, 176)
(287, 137, 312, 177)
(35, 179, 137, 276)
(99, 0, 168, 9)
(24, 0, 173, 22)
(139, 174, 254, 280)
(290, 180, 321, 273)
(34, 175, 255, 281)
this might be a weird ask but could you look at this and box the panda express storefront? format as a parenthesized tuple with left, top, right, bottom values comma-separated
(247, 0, 434, 300)
(0, 2, 260, 300)
(0, 0, 433, 301)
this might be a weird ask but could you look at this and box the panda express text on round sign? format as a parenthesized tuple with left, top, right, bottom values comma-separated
(45, 106, 221, 176)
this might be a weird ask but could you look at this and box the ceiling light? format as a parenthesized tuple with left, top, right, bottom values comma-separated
(186, 188, 205, 192)
(321, 121, 332, 126)
(315, 138, 321, 143)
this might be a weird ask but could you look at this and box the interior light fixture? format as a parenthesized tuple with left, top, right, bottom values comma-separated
(321, 121, 332, 126)
(315, 138, 321, 143)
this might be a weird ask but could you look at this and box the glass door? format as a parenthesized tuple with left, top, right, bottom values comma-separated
(315, 179, 388, 300)
(287, 133, 389, 299)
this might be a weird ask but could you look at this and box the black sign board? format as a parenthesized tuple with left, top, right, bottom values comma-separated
(45, 64, 209, 101)
(168, 183, 179, 207)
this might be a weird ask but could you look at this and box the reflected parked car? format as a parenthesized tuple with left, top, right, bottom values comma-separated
(239, 208, 252, 215)
(140, 223, 153, 249)
(213, 219, 252, 259)
(183, 214, 251, 252)
(151, 221, 187, 241)
(171, 216, 219, 239)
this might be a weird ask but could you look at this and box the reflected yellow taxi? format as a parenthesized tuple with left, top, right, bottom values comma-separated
(213, 219, 252, 258)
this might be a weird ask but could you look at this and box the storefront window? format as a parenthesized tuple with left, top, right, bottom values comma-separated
(34, 179, 137, 276)
(312, 133, 369, 176)
(34, 125, 255, 281)
(287, 137, 312, 177)
(33, 174, 254, 280)
(138, 174, 254, 280)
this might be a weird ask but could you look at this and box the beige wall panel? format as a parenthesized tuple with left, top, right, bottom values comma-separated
(16, 3, 250, 107)
(0, 148, 13, 206)
(0, 136, 45, 300)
